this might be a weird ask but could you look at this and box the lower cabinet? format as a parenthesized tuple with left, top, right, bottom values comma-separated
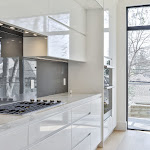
(104, 116, 113, 140)
(29, 126, 71, 150)
(29, 110, 71, 145)
(72, 98, 102, 150)
(90, 98, 102, 150)
(0, 126, 28, 150)
(0, 96, 102, 150)
(72, 114, 91, 148)
(72, 134, 91, 150)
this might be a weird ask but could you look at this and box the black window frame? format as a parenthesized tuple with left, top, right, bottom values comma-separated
(126, 4, 150, 131)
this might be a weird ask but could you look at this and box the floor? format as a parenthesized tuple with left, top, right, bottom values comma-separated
(97, 130, 150, 150)
(128, 117, 150, 130)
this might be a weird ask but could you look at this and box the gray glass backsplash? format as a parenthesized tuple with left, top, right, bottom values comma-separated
(37, 60, 68, 97)
(0, 57, 68, 102)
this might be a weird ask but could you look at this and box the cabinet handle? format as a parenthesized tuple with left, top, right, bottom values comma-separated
(72, 133, 91, 149)
(48, 16, 86, 37)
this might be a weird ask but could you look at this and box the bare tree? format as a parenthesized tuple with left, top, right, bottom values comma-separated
(128, 7, 150, 81)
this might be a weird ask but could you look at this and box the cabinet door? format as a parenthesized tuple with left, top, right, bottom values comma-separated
(90, 98, 102, 150)
(29, 110, 71, 145)
(72, 114, 91, 148)
(0, 0, 49, 19)
(72, 134, 91, 150)
(49, 0, 86, 34)
(0, 126, 28, 150)
(73, 0, 103, 9)
(72, 102, 91, 122)
(104, 116, 113, 140)
(29, 126, 71, 150)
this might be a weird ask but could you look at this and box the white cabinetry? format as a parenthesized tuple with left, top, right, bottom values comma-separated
(0, 0, 86, 61)
(29, 126, 71, 150)
(72, 134, 91, 150)
(0, 126, 28, 150)
(0, 95, 102, 150)
(72, 98, 102, 150)
(29, 110, 71, 145)
(74, 0, 103, 9)
(72, 114, 91, 148)
(90, 98, 102, 150)
(0, 0, 49, 19)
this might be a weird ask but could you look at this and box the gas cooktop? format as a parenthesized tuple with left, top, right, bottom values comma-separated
(0, 99, 62, 115)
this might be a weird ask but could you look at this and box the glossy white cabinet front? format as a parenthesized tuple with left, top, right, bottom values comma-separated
(72, 115, 91, 148)
(0, 96, 102, 150)
(72, 98, 102, 149)
(90, 98, 102, 150)
(29, 126, 71, 150)
(29, 110, 71, 145)
(0, 0, 49, 19)
(72, 134, 91, 150)
(72, 102, 91, 122)
(0, 126, 28, 150)
(0, 0, 86, 61)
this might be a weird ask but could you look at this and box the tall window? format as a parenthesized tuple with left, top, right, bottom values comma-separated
(127, 6, 150, 131)
(104, 10, 110, 57)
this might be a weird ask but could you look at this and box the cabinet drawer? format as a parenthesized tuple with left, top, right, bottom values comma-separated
(0, 126, 28, 150)
(72, 114, 91, 148)
(72, 133, 91, 150)
(104, 116, 113, 140)
(29, 126, 71, 150)
(29, 110, 71, 145)
(72, 102, 91, 122)
(90, 98, 102, 149)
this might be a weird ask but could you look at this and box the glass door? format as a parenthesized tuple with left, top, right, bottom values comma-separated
(127, 5, 150, 131)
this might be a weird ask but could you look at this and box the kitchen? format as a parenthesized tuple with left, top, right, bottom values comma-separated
(1, 0, 148, 150)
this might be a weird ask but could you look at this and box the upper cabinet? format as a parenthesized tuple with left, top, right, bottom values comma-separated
(74, 0, 103, 9)
(0, 0, 103, 61)
(0, 0, 49, 19)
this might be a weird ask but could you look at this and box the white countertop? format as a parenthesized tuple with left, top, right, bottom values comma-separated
(0, 93, 101, 134)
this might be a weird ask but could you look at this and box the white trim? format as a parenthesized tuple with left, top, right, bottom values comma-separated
(115, 121, 127, 131)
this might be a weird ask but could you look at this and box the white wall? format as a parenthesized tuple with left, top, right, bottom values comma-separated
(116, 0, 150, 130)
(68, 9, 104, 94)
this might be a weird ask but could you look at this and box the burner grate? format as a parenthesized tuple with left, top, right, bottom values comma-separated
(0, 100, 61, 115)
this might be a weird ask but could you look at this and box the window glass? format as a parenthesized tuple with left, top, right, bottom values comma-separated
(104, 32, 109, 57)
(128, 7, 150, 27)
(104, 10, 109, 28)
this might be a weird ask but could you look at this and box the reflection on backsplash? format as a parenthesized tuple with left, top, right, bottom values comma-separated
(0, 57, 20, 100)
(0, 57, 37, 102)
(0, 57, 68, 103)
(23, 59, 37, 100)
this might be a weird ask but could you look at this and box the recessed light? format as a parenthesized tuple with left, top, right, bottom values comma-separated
(0, 37, 2, 38)
(10, 27, 15, 30)
(25, 31, 29, 34)
(11, 40, 15, 42)
(0, 23, 3, 26)
(33, 33, 37, 36)
(45, 37, 47, 40)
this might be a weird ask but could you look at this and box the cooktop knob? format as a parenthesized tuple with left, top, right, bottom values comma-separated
(50, 100, 54, 103)
(43, 100, 47, 103)
(37, 99, 41, 102)
(30, 99, 34, 102)
(57, 100, 61, 103)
